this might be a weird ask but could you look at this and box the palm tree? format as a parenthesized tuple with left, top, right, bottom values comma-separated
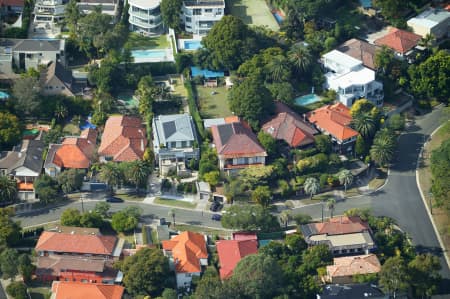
(419, 33, 435, 49)
(338, 169, 353, 193)
(168, 209, 176, 227)
(288, 44, 313, 74)
(351, 112, 376, 139)
(266, 55, 290, 82)
(99, 163, 122, 191)
(279, 210, 292, 228)
(0, 176, 17, 203)
(370, 133, 396, 167)
(126, 160, 151, 191)
(304, 177, 320, 200)
(327, 198, 336, 218)
(54, 104, 68, 121)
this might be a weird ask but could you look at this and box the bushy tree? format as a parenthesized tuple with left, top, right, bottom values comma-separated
(6, 281, 27, 299)
(18, 254, 34, 283)
(257, 131, 277, 157)
(314, 134, 332, 154)
(0, 208, 21, 247)
(387, 114, 405, 131)
(379, 256, 410, 298)
(252, 185, 272, 207)
(0, 176, 18, 204)
(60, 208, 82, 226)
(221, 204, 280, 231)
(0, 248, 19, 280)
(111, 206, 141, 233)
(57, 169, 84, 193)
(12, 76, 41, 117)
(409, 254, 441, 298)
(121, 248, 172, 297)
(94, 202, 111, 218)
(0, 112, 22, 151)
(160, 0, 182, 31)
(34, 174, 59, 204)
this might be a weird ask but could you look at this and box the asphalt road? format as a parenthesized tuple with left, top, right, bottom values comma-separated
(13, 107, 449, 292)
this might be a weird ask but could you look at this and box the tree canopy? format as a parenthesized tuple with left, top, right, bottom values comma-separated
(221, 204, 280, 231)
(160, 0, 182, 31)
(0, 112, 22, 151)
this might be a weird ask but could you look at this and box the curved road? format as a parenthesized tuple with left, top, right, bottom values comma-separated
(14, 107, 449, 292)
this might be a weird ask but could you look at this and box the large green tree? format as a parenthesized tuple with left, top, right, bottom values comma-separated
(0, 208, 21, 247)
(370, 128, 397, 167)
(221, 204, 280, 231)
(408, 50, 450, 103)
(60, 208, 82, 226)
(0, 177, 18, 204)
(0, 248, 19, 280)
(160, 0, 182, 31)
(77, 8, 113, 57)
(64, 0, 82, 36)
(123, 160, 152, 190)
(111, 206, 141, 233)
(121, 248, 172, 297)
(0, 112, 22, 151)
(57, 169, 84, 194)
(351, 113, 376, 139)
(257, 131, 277, 157)
(34, 174, 59, 204)
(288, 44, 313, 74)
(228, 76, 274, 129)
(251, 186, 272, 207)
(12, 76, 41, 117)
(379, 256, 410, 298)
(408, 254, 441, 298)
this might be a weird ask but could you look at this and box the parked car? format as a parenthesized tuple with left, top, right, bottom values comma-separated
(210, 201, 222, 212)
(105, 196, 124, 203)
(211, 214, 222, 221)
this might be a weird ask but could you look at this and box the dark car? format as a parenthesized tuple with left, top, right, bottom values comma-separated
(211, 214, 222, 221)
(210, 201, 221, 212)
(106, 196, 124, 203)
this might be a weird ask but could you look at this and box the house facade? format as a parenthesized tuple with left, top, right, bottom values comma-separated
(300, 216, 376, 256)
(98, 115, 147, 162)
(78, 0, 119, 19)
(153, 114, 199, 175)
(407, 8, 450, 40)
(33, 0, 66, 25)
(128, 0, 163, 35)
(0, 139, 45, 201)
(211, 121, 267, 171)
(307, 103, 359, 155)
(182, 0, 225, 36)
(161, 231, 208, 290)
(39, 61, 77, 96)
(322, 50, 383, 107)
(35, 227, 124, 283)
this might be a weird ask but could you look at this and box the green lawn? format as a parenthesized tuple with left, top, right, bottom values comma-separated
(154, 197, 197, 209)
(174, 224, 232, 237)
(63, 123, 80, 135)
(228, 0, 279, 31)
(114, 192, 145, 202)
(125, 33, 169, 50)
(197, 85, 232, 118)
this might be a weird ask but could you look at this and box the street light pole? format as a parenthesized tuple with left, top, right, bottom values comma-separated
(81, 193, 85, 213)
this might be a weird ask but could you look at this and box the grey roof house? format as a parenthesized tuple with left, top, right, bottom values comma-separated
(0, 139, 45, 201)
(40, 61, 81, 97)
(153, 114, 199, 176)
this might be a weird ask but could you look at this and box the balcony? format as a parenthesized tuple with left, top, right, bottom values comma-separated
(129, 18, 162, 29)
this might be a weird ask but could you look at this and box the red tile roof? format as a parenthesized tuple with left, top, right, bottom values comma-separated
(98, 116, 146, 162)
(232, 232, 258, 241)
(0, 0, 24, 7)
(51, 282, 124, 299)
(36, 231, 117, 255)
(211, 121, 267, 159)
(217, 239, 258, 279)
(53, 128, 97, 169)
(374, 27, 421, 54)
(161, 231, 207, 273)
(307, 103, 359, 142)
(262, 102, 318, 147)
(326, 254, 381, 280)
(313, 216, 369, 235)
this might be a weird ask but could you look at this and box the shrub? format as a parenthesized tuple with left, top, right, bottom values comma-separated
(278, 179, 292, 197)
(6, 282, 27, 299)
(319, 173, 329, 188)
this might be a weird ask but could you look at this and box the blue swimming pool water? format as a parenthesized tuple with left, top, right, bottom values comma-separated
(272, 12, 284, 24)
(295, 94, 321, 106)
(184, 40, 202, 50)
(131, 49, 167, 59)
(0, 91, 9, 99)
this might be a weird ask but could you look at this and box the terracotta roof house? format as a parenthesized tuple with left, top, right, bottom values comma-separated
(161, 231, 208, 289)
(300, 216, 376, 256)
(336, 38, 381, 70)
(35, 228, 124, 282)
(40, 61, 80, 97)
(216, 239, 258, 280)
(98, 115, 146, 162)
(307, 103, 359, 154)
(262, 102, 318, 148)
(0, 139, 45, 201)
(152, 114, 199, 176)
(211, 121, 267, 171)
(324, 254, 381, 283)
(51, 281, 124, 299)
(44, 128, 97, 177)
(374, 27, 421, 57)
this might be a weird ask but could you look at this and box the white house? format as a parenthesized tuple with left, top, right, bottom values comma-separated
(77, 0, 119, 19)
(153, 114, 199, 175)
(407, 8, 450, 40)
(128, 0, 163, 35)
(33, 0, 66, 25)
(182, 0, 225, 36)
(322, 50, 383, 107)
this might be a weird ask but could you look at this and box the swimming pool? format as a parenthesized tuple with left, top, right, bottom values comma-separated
(295, 94, 321, 106)
(184, 40, 202, 50)
(131, 49, 167, 59)
(0, 91, 9, 99)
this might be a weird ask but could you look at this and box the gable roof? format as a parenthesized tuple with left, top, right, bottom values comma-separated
(39, 61, 74, 95)
(301, 216, 370, 238)
(0, 139, 45, 175)
(337, 38, 381, 70)
(153, 114, 197, 145)
(326, 254, 381, 279)
(211, 121, 267, 159)
(262, 102, 318, 147)
(35, 231, 117, 255)
(98, 115, 146, 162)
(13, 39, 64, 52)
(49, 128, 97, 169)
(51, 281, 124, 299)
(307, 103, 359, 142)
(374, 27, 421, 54)
(216, 239, 258, 280)
(161, 231, 207, 273)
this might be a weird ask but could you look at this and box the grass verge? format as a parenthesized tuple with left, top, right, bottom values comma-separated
(154, 197, 197, 209)
(174, 224, 231, 237)
(115, 192, 145, 202)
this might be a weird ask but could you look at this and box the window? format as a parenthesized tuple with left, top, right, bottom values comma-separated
(193, 8, 201, 15)
(186, 16, 191, 22)
(204, 8, 212, 12)
(181, 141, 187, 147)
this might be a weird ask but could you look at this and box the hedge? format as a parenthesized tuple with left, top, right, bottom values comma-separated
(184, 81, 206, 140)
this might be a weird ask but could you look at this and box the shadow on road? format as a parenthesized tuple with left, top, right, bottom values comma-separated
(391, 133, 426, 172)
(15, 200, 74, 218)
(185, 220, 203, 225)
